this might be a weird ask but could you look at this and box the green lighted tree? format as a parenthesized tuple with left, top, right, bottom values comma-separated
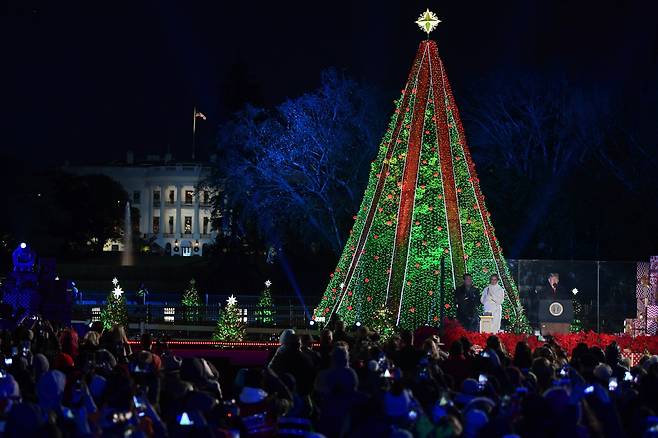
(101, 277, 128, 329)
(213, 295, 246, 342)
(314, 39, 529, 332)
(570, 288, 584, 332)
(255, 280, 276, 327)
(181, 278, 202, 322)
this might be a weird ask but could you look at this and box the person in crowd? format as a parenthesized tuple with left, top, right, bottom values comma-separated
(268, 330, 316, 397)
(480, 274, 505, 333)
(300, 333, 321, 369)
(318, 329, 334, 369)
(332, 320, 353, 348)
(237, 368, 279, 437)
(0, 310, 655, 437)
(392, 330, 422, 380)
(441, 341, 472, 388)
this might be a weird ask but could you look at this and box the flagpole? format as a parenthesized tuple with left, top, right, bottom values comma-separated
(192, 106, 197, 161)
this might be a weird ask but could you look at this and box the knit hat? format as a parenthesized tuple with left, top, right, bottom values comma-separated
(52, 352, 74, 371)
(543, 387, 579, 420)
(279, 329, 297, 346)
(32, 353, 49, 382)
(331, 346, 349, 368)
(463, 409, 488, 438)
(384, 389, 412, 417)
(456, 378, 480, 405)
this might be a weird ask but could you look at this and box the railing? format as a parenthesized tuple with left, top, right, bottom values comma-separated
(73, 302, 311, 328)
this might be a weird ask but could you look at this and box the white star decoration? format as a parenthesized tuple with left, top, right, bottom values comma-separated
(112, 277, 119, 286)
(415, 9, 441, 36)
(226, 294, 238, 307)
(265, 280, 272, 288)
(113, 286, 124, 298)
(572, 288, 579, 295)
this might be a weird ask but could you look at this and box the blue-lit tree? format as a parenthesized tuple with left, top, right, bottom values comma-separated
(207, 69, 385, 254)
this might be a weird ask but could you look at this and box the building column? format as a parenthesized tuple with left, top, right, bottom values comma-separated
(194, 191, 201, 239)
(145, 186, 152, 235)
(158, 185, 165, 238)
(175, 185, 182, 237)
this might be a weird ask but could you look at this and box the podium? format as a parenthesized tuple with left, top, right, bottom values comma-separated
(539, 299, 573, 335)
(479, 314, 494, 333)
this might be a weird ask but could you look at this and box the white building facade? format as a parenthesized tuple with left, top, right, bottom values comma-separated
(70, 155, 221, 256)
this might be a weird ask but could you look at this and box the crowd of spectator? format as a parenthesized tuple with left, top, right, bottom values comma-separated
(0, 315, 658, 437)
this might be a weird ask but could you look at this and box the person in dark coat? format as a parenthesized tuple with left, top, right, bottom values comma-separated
(539, 273, 569, 301)
(268, 330, 316, 396)
(454, 273, 480, 331)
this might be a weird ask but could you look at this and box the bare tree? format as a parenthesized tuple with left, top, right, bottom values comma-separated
(206, 69, 384, 254)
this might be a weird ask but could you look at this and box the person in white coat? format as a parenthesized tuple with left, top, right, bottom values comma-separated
(480, 274, 505, 333)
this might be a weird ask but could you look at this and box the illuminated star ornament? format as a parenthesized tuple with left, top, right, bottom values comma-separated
(265, 280, 272, 288)
(113, 285, 124, 298)
(415, 9, 441, 37)
(227, 294, 238, 307)
(112, 277, 119, 286)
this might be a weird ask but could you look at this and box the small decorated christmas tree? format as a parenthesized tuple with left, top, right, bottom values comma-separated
(570, 288, 584, 332)
(181, 279, 202, 322)
(213, 295, 246, 342)
(101, 277, 128, 329)
(255, 280, 276, 327)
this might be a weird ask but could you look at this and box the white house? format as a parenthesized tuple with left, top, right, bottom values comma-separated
(68, 152, 225, 256)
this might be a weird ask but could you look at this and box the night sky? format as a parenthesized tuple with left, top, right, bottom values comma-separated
(3, 0, 657, 166)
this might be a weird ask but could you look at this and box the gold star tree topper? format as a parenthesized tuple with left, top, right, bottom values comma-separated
(415, 9, 441, 37)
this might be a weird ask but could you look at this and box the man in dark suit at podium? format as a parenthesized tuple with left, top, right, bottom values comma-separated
(537, 272, 573, 334)
(540, 273, 568, 301)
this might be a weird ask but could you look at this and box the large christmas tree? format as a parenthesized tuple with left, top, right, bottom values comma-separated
(101, 277, 128, 329)
(314, 10, 529, 332)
